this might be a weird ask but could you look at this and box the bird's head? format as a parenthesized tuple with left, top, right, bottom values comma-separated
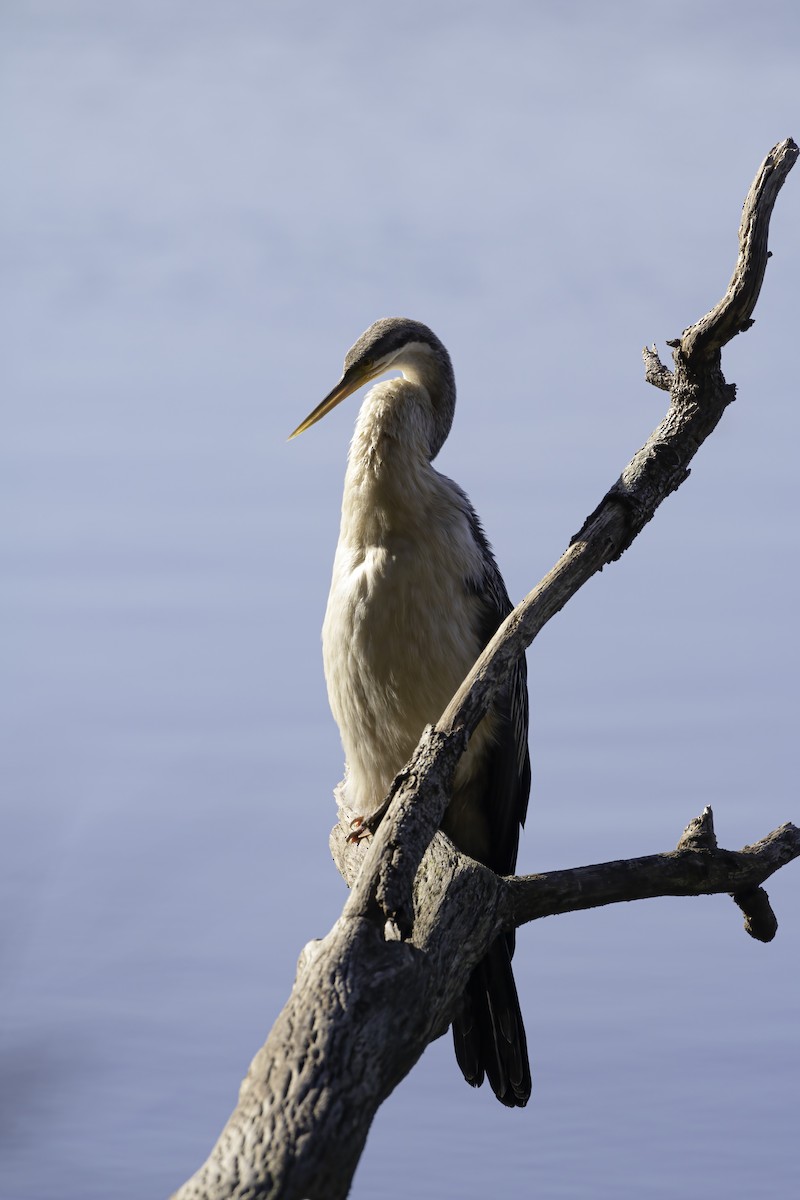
(289, 317, 456, 457)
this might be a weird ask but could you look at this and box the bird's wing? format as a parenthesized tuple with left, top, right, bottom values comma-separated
(463, 504, 531, 877)
(455, 500, 532, 1106)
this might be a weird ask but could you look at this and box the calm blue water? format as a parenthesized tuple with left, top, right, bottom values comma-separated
(3, 4, 799, 1198)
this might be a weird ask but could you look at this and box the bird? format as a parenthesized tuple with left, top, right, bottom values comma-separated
(289, 317, 531, 1107)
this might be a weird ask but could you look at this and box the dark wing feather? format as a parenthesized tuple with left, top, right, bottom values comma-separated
(450, 501, 532, 1107)
(463, 503, 530, 875)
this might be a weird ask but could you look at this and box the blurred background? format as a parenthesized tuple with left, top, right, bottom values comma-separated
(2, 2, 799, 1197)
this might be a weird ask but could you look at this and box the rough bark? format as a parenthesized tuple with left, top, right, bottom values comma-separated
(171, 139, 798, 1200)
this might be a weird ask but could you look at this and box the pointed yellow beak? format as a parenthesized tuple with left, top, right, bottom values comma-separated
(288, 362, 379, 440)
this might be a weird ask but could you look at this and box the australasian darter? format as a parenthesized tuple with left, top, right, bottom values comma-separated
(290, 317, 531, 1107)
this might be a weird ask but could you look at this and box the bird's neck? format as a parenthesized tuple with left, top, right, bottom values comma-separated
(339, 379, 441, 547)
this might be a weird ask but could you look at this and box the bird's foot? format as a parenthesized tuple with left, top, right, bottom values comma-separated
(346, 814, 374, 843)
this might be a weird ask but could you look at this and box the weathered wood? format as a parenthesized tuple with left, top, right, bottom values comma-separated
(173, 816, 502, 1200)
(504, 818, 800, 930)
(173, 809, 800, 1200)
(171, 140, 798, 1200)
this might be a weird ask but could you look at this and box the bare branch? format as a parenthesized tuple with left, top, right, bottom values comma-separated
(642, 343, 673, 391)
(677, 805, 718, 851)
(732, 885, 779, 943)
(682, 138, 798, 361)
(504, 819, 800, 930)
(433, 146, 798, 754)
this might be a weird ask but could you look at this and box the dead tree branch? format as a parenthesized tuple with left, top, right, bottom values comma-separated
(506, 810, 800, 940)
(171, 139, 798, 1200)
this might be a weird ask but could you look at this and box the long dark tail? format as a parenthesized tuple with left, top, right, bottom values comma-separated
(451, 935, 531, 1107)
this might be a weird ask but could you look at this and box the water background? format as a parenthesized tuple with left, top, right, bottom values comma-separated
(3, 3, 799, 1197)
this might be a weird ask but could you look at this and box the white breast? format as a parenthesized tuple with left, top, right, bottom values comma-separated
(321, 379, 494, 816)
